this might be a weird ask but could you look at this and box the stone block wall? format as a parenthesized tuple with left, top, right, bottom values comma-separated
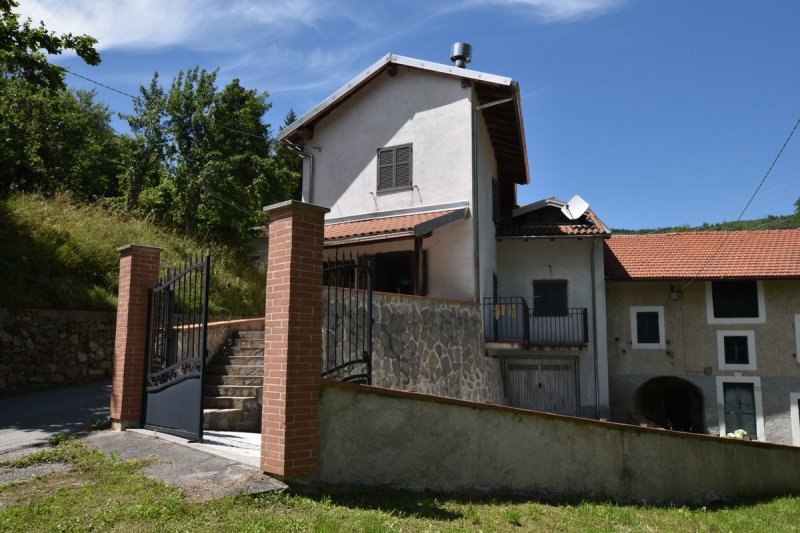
(323, 290, 504, 404)
(0, 308, 116, 396)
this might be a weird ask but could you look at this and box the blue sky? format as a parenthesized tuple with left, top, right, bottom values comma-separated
(15, 0, 800, 229)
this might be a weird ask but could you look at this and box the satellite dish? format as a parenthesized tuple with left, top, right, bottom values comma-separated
(561, 195, 589, 220)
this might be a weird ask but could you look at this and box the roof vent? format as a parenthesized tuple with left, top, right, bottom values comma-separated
(450, 42, 472, 69)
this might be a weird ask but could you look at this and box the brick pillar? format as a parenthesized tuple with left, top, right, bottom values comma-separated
(261, 200, 329, 479)
(110, 244, 162, 430)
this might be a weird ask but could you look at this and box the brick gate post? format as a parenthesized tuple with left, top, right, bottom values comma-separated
(261, 200, 329, 480)
(110, 244, 162, 430)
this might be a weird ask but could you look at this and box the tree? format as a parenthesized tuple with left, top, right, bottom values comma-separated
(0, 0, 100, 92)
(121, 68, 299, 247)
(0, 77, 124, 198)
(275, 109, 303, 200)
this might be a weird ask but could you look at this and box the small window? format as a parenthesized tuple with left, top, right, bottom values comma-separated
(377, 144, 412, 191)
(636, 312, 661, 344)
(711, 280, 758, 319)
(532, 280, 568, 316)
(630, 306, 665, 349)
(716, 330, 756, 370)
(724, 336, 749, 365)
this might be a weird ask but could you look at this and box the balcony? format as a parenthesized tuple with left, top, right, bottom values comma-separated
(483, 297, 588, 347)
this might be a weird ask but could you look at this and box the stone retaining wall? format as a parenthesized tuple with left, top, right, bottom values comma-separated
(323, 290, 504, 404)
(0, 308, 116, 396)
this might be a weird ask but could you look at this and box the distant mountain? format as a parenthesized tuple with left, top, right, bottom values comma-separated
(613, 214, 800, 235)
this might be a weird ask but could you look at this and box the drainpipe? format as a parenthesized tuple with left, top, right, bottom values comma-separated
(590, 237, 600, 418)
(283, 141, 315, 204)
(472, 96, 514, 302)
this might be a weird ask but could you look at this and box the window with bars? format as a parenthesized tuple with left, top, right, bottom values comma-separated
(377, 144, 412, 191)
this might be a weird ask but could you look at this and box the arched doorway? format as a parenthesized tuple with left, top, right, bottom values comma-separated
(634, 377, 704, 433)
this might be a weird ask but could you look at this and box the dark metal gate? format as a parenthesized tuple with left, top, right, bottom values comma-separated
(322, 255, 372, 384)
(143, 255, 210, 441)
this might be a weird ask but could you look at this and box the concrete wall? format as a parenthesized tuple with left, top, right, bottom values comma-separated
(476, 110, 498, 303)
(495, 237, 610, 417)
(606, 279, 800, 445)
(318, 381, 800, 504)
(0, 308, 115, 396)
(323, 290, 504, 404)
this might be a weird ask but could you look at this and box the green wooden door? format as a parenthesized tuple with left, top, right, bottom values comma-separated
(723, 383, 757, 438)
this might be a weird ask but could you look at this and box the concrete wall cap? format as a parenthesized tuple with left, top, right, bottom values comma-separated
(262, 200, 330, 216)
(116, 244, 165, 254)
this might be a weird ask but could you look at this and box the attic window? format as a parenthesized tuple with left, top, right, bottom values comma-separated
(377, 144, 412, 191)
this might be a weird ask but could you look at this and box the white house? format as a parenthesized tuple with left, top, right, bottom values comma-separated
(277, 49, 528, 302)
(276, 47, 611, 420)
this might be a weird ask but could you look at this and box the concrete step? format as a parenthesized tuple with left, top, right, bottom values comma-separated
(232, 338, 264, 349)
(223, 346, 264, 357)
(203, 408, 252, 432)
(204, 384, 261, 398)
(206, 364, 263, 377)
(214, 355, 263, 367)
(238, 330, 265, 340)
(205, 374, 263, 386)
(204, 396, 256, 410)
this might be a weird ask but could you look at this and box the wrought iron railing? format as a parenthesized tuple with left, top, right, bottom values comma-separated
(483, 297, 588, 346)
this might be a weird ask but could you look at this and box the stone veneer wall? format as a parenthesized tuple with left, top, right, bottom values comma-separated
(0, 308, 116, 396)
(323, 290, 504, 404)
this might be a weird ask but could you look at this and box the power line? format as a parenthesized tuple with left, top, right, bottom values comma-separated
(45, 0, 68, 24)
(62, 67, 271, 143)
(679, 116, 800, 291)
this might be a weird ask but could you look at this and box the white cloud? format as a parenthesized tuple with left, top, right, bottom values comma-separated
(449, 0, 624, 22)
(15, 0, 333, 51)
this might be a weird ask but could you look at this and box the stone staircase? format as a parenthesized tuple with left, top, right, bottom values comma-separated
(203, 330, 264, 432)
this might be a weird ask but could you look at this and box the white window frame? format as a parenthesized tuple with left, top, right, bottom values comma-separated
(795, 315, 800, 365)
(705, 280, 765, 325)
(716, 330, 757, 371)
(791, 392, 800, 447)
(630, 306, 666, 349)
(716, 376, 765, 442)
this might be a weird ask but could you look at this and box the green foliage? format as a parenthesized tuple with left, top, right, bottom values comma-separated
(614, 213, 800, 234)
(2, 443, 800, 533)
(0, 78, 124, 197)
(0, 193, 265, 317)
(0, 0, 100, 92)
(120, 68, 299, 248)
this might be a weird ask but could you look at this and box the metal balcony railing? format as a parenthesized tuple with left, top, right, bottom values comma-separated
(483, 297, 588, 346)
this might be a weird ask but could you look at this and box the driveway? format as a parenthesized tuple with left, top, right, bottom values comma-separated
(0, 381, 110, 457)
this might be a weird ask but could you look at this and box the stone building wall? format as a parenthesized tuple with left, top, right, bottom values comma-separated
(323, 290, 504, 404)
(0, 309, 115, 396)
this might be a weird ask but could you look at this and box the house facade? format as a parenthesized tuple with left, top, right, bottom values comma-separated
(604, 230, 800, 445)
(276, 52, 528, 302)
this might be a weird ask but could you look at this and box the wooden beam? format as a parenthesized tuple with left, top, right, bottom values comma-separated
(413, 237, 422, 296)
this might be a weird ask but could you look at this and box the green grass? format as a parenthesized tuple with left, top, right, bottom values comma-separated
(0, 193, 265, 318)
(2, 440, 800, 532)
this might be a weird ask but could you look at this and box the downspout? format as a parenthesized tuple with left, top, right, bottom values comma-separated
(283, 141, 315, 204)
(590, 237, 600, 418)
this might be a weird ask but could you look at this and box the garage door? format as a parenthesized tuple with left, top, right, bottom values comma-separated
(503, 357, 579, 416)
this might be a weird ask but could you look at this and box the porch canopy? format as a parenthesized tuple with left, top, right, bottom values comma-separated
(324, 206, 469, 295)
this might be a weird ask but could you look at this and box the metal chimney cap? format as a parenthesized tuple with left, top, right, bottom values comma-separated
(450, 42, 472, 69)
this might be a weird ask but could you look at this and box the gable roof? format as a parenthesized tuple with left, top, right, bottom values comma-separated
(277, 53, 529, 186)
(497, 197, 611, 237)
(604, 229, 800, 281)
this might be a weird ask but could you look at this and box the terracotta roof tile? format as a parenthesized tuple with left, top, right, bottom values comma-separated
(498, 210, 609, 237)
(325, 210, 453, 243)
(604, 229, 800, 280)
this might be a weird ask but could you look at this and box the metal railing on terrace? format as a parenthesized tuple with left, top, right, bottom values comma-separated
(483, 297, 588, 346)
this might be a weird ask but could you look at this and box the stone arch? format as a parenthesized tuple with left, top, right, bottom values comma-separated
(634, 377, 704, 433)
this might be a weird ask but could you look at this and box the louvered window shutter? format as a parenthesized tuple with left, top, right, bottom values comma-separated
(377, 144, 412, 191)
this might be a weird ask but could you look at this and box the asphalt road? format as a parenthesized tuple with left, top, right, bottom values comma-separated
(0, 381, 110, 457)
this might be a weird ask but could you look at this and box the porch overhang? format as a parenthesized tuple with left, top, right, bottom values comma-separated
(324, 207, 470, 247)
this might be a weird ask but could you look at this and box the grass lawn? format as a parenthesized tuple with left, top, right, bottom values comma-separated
(1, 441, 799, 532)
